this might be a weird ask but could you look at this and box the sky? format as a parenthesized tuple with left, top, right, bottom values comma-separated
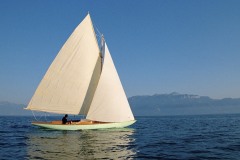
(0, 0, 240, 104)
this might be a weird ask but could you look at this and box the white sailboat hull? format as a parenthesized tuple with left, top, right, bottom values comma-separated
(32, 120, 136, 130)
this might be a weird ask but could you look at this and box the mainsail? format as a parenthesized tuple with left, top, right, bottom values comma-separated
(26, 14, 100, 115)
(26, 13, 135, 123)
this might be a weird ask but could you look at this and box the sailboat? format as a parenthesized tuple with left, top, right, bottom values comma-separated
(25, 13, 136, 130)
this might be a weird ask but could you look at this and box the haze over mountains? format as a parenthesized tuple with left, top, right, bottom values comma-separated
(1, 93, 240, 116)
(0, 101, 30, 116)
(129, 92, 240, 116)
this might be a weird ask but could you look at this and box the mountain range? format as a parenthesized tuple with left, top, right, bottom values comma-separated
(0, 101, 30, 116)
(129, 92, 240, 116)
(1, 93, 240, 116)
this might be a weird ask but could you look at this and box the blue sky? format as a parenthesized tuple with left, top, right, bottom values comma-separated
(0, 0, 240, 104)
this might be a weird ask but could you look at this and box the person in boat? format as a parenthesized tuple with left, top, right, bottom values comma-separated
(62, 114, 71, 124)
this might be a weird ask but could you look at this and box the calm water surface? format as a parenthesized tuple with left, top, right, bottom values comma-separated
(1, 114, 240, 159)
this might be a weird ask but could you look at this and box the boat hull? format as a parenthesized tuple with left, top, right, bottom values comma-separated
(32, 120, 136, 130)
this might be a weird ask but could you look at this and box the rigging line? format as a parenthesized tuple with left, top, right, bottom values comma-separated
(32, 110, 45, 121)
(93, 24, 103, 43)
(94, 24, 102, 38)
(92, 22, 105, 71)
(44, 112, 48, 121)
(32, 110, 39, 121)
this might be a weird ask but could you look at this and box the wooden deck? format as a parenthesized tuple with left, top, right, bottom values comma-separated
(33, 120, 109, 125)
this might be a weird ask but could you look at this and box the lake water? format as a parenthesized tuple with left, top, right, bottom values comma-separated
(1, 114, 240, 159)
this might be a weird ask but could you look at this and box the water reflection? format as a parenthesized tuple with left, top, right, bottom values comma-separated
(27, 128, 136, 159)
